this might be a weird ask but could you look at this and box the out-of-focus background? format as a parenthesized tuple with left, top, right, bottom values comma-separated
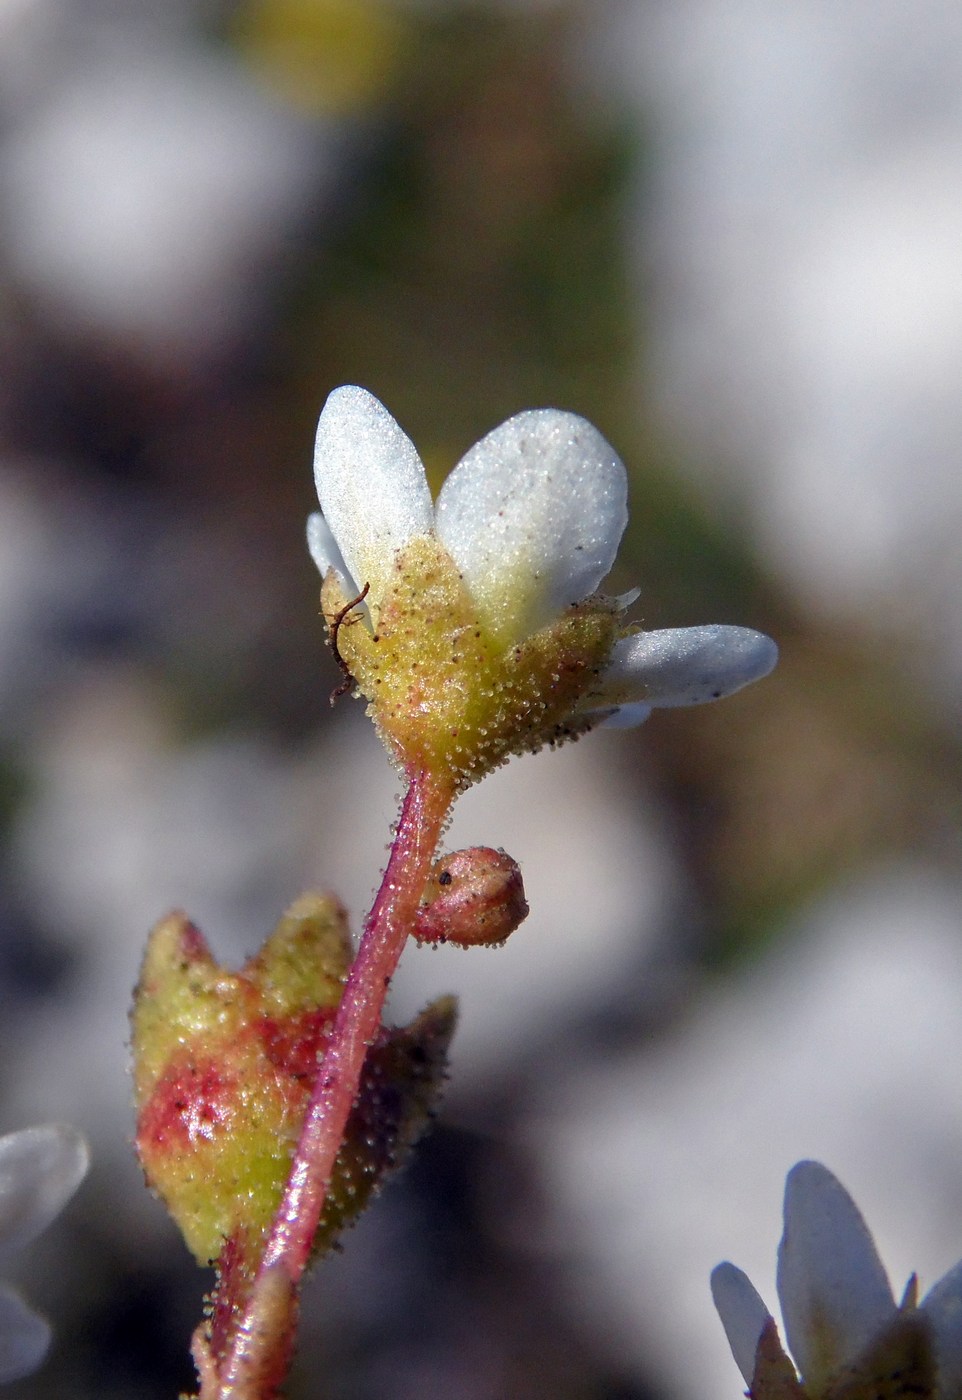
(2, 1, 962, 1395)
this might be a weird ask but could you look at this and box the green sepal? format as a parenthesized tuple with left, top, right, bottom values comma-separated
(823, 1310, 937, 1400)
(317, 994, 458, 1251)
(132, 898, 457, 1267)
(750, 1319, 807, 1400)
(322, 534, 618, 790)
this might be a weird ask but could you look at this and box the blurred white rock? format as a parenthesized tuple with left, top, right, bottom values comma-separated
(0, 471, 65, 706)
(0, 0, 62, 118)
(7, 677, 311, 1150)
(531, 863, 962, 1400)
(1, 35, 327, 363)
(590, 2, 962, 686)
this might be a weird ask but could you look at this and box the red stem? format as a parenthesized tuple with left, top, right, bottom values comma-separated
(213, 766, 453, 1397)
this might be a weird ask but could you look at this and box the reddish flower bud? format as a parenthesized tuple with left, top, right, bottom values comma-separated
(416, 847, 528, 947)
(131, 896, 457, 1270)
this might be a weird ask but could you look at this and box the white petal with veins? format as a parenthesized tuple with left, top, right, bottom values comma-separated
(711, 1261, 772, 1385)
(777, 1161, 895, 1391)
(0, 1124, 89, 1259)
(0, 1283, 50, 1383)
(436, 409, 627, 640)
(312, 386, 432, 603)
(603, 625, 778, 707)
(306, 512, 351, 588)
(921, 1258, 962, 1395)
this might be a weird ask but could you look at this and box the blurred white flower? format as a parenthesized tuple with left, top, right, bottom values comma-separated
(531, 867, 962, 1400)
(713, 1160, 962, 1399)
(0, 1123, 88, 1382)
(307, 385, 777, 728)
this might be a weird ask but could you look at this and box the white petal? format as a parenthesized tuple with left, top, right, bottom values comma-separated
(0, 1284, 50, 1382)
(0, 1124, 88, 1258)
(598, 701, 652, 728)
(711, 1261, 773, 1385)
(610, 587, 641, 611)
(306, 511, 352, 587)
(777, 1161, 895, 1391)
(312, 386, 433, 603)
(921, 1257, 962, 1395)
(602, 625, 778, 708)
(435, 409, 627, 641)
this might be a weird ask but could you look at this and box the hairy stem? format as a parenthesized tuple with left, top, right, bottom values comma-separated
(211, 766, 454, 1398)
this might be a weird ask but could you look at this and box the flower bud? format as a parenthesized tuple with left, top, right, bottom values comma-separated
(131, 896, 457, 1269)
(416, 847, 528, 947)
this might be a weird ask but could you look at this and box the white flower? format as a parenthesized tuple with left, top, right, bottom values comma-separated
(0, 1123, 88, 1382)
(712, 1160, 962, 1399)
(307, 385, 777, 732)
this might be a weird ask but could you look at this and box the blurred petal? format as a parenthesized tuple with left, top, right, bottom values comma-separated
(921, 1257, 962, 1395)
(777, 1161, 895, 1391)
(306, 511, 351, 586)
(602, 625, 778, 708)
(711, 1261, 773, 1385)
(436, 409, 627, 641)
(0, 1284, 50, 1383)
(0, 1124, 88, 1258)
(312, 386, 432, 601)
